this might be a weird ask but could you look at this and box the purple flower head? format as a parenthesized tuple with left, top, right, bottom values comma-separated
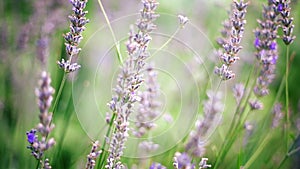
(277, 3, 283, 12)
(254, 37, 260, 48)
(26, 129, 37, 144)
(271, 55, 278, 64)
(150, 163, 166, 169)
(269, 41, 277, 50)
(174, 152, 195, 169)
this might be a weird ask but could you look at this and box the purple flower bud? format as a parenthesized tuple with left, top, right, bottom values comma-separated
(271, 55, 278, 64)
(269, 41, 277, 50)
(277, 3, 283, 12)
(150, 163, 166, 169)
(26, 130, 36, 144)
(254, 37, 260, 48)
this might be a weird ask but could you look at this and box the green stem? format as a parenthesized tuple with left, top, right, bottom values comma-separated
(151, 27, 181, 57)
(277, 134, 300, 169)
(97, 113, 116, 169)
(51, 73, 67, 115)
(97, 0, 123, 64)
(243, 134, 272, 169)
(37, 72, 67, 168)
(214, 64, 256, 169)
(260, 73, 286, 132)
(35, 160, 40, 169)
(285, 46, 290, 152)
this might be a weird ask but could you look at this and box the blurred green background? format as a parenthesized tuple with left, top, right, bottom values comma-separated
(0, 0, 299, 168)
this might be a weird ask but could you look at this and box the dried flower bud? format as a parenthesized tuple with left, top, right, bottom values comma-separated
(249, 99, 263, 110)
(199, 158, 212, 169)
(178, 14, 189, 28)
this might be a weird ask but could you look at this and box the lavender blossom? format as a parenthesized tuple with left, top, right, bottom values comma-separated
(150, 163, 166, 169)
(106, 0, 159, 168)
(86, 141, 102, 169)
(243, 122, 254, 147)
(57, 0, 89, 72)
(138, 141, 159, 154)
(178, 14, 189, 28)
(253, 1, 279, 98)
(214, 0, 249, 80)
(185, 91, 223, 157)
(133, 64, 160, 137)
(232, 83, 245, 104)
(173, 152, 195, 169)
(199, 158, 212, 169)
(42, 159, 52, 169)
(271, 103, 283, 128)
(249, 99, 263, 110)
(26, 72, 55, 163)
(272, 0, 296, 45)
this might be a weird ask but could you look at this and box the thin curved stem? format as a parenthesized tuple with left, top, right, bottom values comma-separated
(243, 133, 272, 169)
(213, 64, 257, 169)
(97, 0, 123, 64)
(285, 46, 290, 152)
(35, 160, 40, 169)
(151, 27, 181, 57)
(97, 113, 116, 169)
(51, 73, 67, 115)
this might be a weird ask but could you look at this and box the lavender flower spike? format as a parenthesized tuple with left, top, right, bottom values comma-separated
(134, 64, 160, 137)
(253, 1, 279, 98)
(199, 158, 212, 169)
(26, 71, 55, 165)
(214, 0, 248, 80)
(173, 152, 195, 169)
(271, 103, 283, 128)
(57, 0, 89, 72)
(272, 0, 296, 45)
(86, 141, 102, 169)
(150, 162, 167, 169)
(185, 90, 223, 157)
(106, 0, 159, 168)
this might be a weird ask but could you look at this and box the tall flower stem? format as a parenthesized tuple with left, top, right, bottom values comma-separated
(213, 64, 257, 169)
(38, 73, 66, 167)
(277, 133, 300, 169)
(243, 133, 272, 169)
(97, 0, 123, 64)
(51, 73, 67, 115)
(151, 27, 181, 57)
(285, 46, 290, 152)
(35, 160, 40, 169)
(98, 113, 116, 168)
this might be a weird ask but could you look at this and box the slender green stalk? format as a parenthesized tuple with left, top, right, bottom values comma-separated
(55, 92, 74, 159)
(35, 72, 67, 169)
(97, 113, 116, 169)
(260, 73, 286, 132)
(151, 27, 181, 58)
(97, 0, 123, 64)
(51, 73, 67, 115)
(277, 134, 300, 169)
(243, 134, 272, 169)
(35, 160, 40, 169)
(213, 64, 256, 169)
(285, 46, 290, 152)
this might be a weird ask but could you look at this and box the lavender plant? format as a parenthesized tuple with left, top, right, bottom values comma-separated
(214, 0, 249, 80)
(133, 64, 161, 138)
(103, 0, 159, 168)
(26, 71, 55, 168)
(86, 141, 102, 169)
(13, 0, 300, 168)
(58, 0, 89, 73)
(185, 90, 223, 158)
